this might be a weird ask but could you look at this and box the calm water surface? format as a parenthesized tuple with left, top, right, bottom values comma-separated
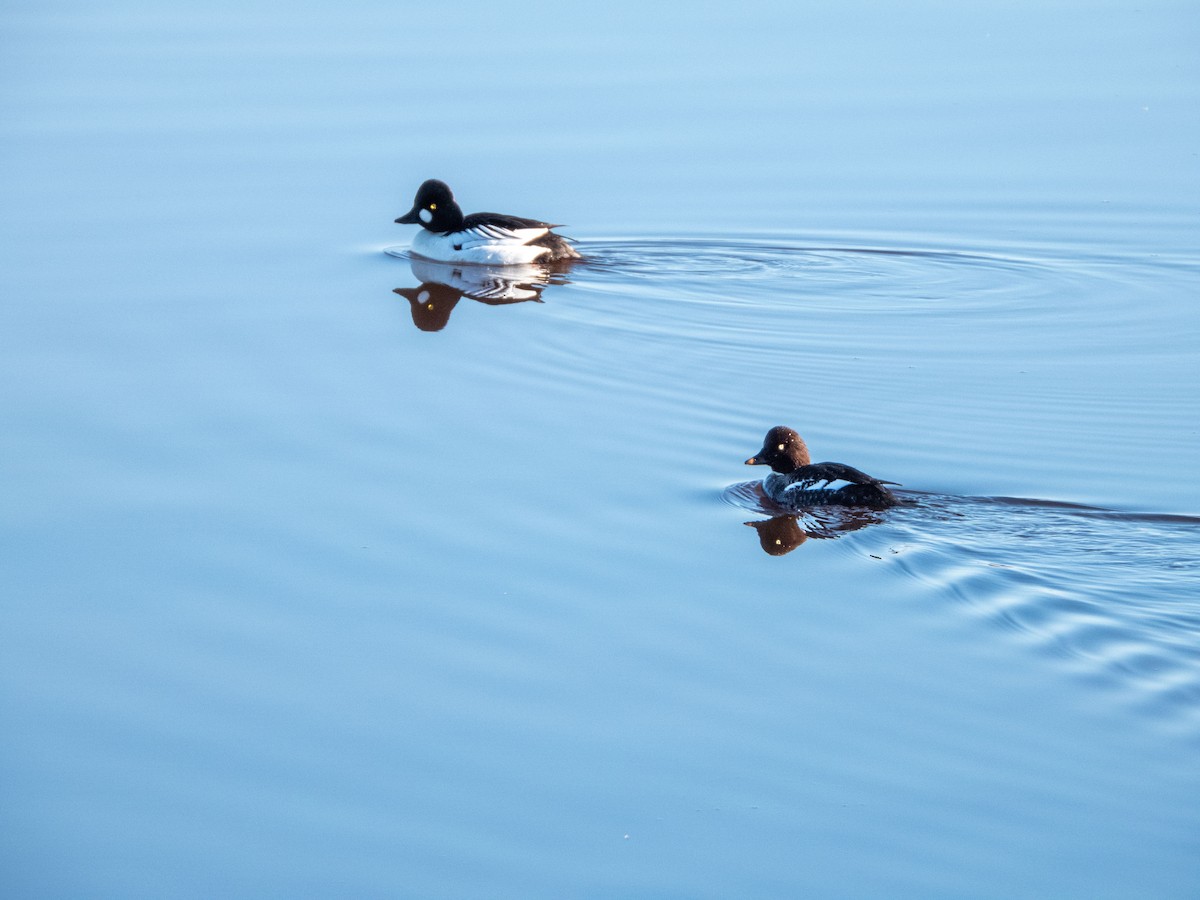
(2, 1, 1199, 897)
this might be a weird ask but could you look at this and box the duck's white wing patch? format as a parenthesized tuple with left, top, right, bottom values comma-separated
(457, 224, 549, 248)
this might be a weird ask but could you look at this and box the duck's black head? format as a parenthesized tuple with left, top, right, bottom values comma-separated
(395, 179, 464, 232)
(745, 426, 812, 474)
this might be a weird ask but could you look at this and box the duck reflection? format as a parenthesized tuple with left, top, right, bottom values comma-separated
(393, 257, 571, 332)
(744, 509, 886, 556)
(725, 478, 890, 555)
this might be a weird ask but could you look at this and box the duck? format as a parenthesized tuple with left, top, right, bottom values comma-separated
(394, 179, 581, 265)
(744, 426, 900, 510)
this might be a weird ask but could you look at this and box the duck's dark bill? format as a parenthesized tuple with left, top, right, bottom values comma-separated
(395, 208, 420, 224)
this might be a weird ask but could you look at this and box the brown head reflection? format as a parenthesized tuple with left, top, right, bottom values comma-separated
(745, 516, 810, 555)
(392, 256, 573, 332)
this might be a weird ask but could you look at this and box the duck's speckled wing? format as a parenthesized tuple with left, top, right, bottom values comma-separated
(794, 462, 900, 488)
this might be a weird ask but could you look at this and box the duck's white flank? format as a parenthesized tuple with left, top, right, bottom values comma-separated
(411, 224, 553, 265)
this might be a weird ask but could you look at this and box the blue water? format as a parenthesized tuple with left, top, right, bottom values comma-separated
(3, 2, 1199, 897)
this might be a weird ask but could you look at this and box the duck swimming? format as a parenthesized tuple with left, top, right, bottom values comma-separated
(745, 426, 900, 510)
(395, 179, 581, 265)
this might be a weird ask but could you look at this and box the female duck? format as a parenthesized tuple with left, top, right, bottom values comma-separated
(745, 426, 900, 510)
(395, 179, 580, 265)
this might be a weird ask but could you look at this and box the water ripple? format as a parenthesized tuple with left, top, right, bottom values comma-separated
(726, 484, 1200, 734)
(583, 237, 1046, 298)
(563, 237, 1197, 354)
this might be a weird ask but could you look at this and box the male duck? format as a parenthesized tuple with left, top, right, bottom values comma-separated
(395, 179, 580, 265)
(745, 426, 900, 510)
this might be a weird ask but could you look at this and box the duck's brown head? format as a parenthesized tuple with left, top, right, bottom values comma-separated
(745, 426, 812, 474)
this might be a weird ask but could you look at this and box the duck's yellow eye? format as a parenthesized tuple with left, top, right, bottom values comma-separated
(777, 444, 785, 451)
(429, 203, 437, 210)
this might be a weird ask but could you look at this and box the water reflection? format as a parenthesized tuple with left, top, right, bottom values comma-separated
(726, 480, 889, 555)
(745, 510, 884, 556)
(391, 256, 572, 332)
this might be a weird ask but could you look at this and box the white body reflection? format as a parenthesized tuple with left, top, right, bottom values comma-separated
(388, 253, 575, 331)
